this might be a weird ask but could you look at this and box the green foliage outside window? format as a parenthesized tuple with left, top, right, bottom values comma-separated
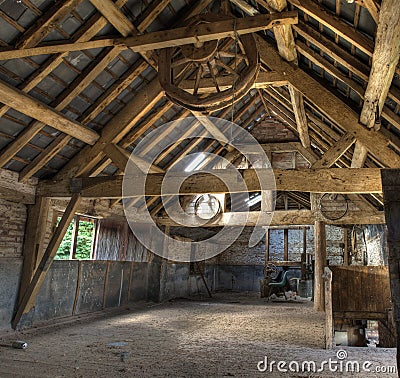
(55, 217, 95, 260)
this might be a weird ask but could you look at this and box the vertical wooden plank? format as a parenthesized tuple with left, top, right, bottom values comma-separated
(324, 267, 333, 349)
(314, 220, 327, 312)
(103, 260, 111, 309)
(381, 169, 400, 371)
(12, 193, 82, 329)
(265, 228, 270, 262)
(69, 215, 79, 259)
(284, 229, 289, 261)
(127, 261, 134, 302)
(301, 227, 307, 279)
(343, 228, 349, 266)
(72, 260, 82, 316)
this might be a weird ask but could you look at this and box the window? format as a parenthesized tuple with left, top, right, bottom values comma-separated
(55, 214, 97, 260)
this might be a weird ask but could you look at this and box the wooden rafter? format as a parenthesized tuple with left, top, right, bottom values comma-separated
(0, 12, 298, 60)
(255, 35, 400, 168)
(89, 0, 135, 36)
(0, 79, 99, 145)
(104, 143, 164, 174)
(311, 133, 356, 169)
(351, 141, 368, 168)
(16, 0, 83, 49)
(288, 85, 310, 149)
(0, 0, 130, 168)
(359, 0, 400, 129)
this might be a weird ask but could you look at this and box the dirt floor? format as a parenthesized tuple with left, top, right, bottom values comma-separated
(0, 292, 397, 377)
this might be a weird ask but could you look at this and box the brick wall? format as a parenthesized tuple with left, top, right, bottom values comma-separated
(215, 225, 345, 266)
(0, 199, 27, 258)
(217, 228, 266, 265)
(251, 119, 298, 143)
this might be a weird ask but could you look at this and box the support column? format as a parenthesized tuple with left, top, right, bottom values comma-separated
(381, 169, 400, 371)
(301, 227, 307, 280)
(17, 196, 50, 305)
(314, 220, 326, 312)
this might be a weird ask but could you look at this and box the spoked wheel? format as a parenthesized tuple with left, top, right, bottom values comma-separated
(158, 13, 259, 112)
(264, 262, 278, 280)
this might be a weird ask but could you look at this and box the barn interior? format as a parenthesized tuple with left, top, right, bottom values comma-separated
(0, 0, 400, 376)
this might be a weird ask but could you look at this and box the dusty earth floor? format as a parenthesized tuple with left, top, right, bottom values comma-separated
(0, 292, 396, 377)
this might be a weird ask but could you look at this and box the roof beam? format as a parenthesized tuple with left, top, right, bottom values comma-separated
(0, 1, 130, 167)
(288, 85, 310, 148)
(38, 168, 383, 198)
(359, 0, 400, 129)
(180, 71, 288, 93)
(351, 141, 368, 168)
(231, 0, 297, 62)
(55, 79, 164, 179)
(89, 0, 135, 36)
(358, 0, 379, 24)
(155, 209, 385, 227)
(104, 143, 164, 174)
(16, 0, 83, 49)
(0, 79, 99, 145)
(0, 12, 298, 60)
(311, 133, 356, 169)
(288, 0, 374, 57)
(255, 35, 400, 167)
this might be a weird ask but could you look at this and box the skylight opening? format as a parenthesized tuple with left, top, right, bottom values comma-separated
(184, 153, 207, 172)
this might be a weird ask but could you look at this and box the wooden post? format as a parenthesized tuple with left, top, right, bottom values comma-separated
(314, 220, 326, 312)
(301, 227, 307, 279)
(17, 196, 50, 306)
(12, 193, 82, 329)
(343, 228, 349, 266)
(265, 228, 270, 263)
(381, 169, 400, 372)
(69, 215, 79, 259)
(323, 267, 333, 349)
(284, 229, 289, 261)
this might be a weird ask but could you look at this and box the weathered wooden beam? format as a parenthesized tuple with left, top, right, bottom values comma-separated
(0, 12, 298, 60)
(311, 133, 356, 169)
(136, 0, 171, 31)
(360, 0, 380, 24)
(0, 79, 99, 145)
(255, 35, 400, 167)
(324, 267, 333, 349)
(180, 71, 288, 93)
(359, 0, 400, 129)
(381, 169, 400, 373)
(288, 85, 310, 148)
(156, 209, 385, 226)
(288, 0, 374, 56)
(231, 0, 297, 62)
(55, 79, 164, 179)
(104, 143, 164, 174)
(19, 134, 72, 182)
(12, 193, 82, 329)
(314, 220, 326, 312)
(0, 1, 130, 167)
(351, 141, 368, 168)
(89, 0, 135, 36)
(16, 0, 83, 49)
(16, 197, 50, 310)
(38, 168, 383, 199)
